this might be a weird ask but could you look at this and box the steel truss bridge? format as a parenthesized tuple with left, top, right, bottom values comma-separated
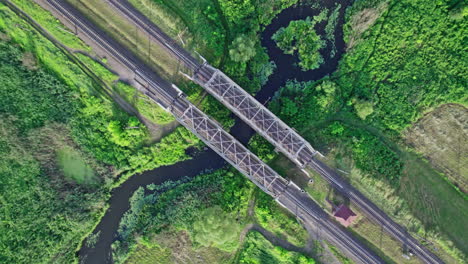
(107, 0, 319, 169)
(105, 1, 443, 264)
(22, 0, 388, 262)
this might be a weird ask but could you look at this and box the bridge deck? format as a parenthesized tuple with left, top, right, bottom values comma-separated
(135, 73, 289, 197)
(195, 66, 318, 168)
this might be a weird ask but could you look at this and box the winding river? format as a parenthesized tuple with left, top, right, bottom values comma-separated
(79, 1, 351, 263)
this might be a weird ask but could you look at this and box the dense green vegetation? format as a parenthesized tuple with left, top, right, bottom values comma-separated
(0, 43, 77, 132)
(270, 0, 466, 185)
(112, 169, 252, 263)
(325, 4, 341, 58)
(321, 121, 403, 185)
(113, 168, 310, 263)
(341, 0, 466, 131)
(192, 206, 241, 251)
(272, 17, 325, 70)
(0, 37, 107, 263)
(238, 231, 315, 264)
(1, 1, 202, 176)
(255, 190, 309, 246)
(114, 82, 175, 125)
(0, 119, 106, 264)
(229, 34, 257, 63)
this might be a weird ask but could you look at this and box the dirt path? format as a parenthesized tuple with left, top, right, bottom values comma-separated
(239, 191, 341, 263)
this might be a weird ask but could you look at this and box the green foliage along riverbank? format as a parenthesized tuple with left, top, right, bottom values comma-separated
(261, 0, 467, 261)
(132, 0, 298, 95)
(113, 168, 311, 263)
(112, 169, 251, 263)
(341, 0, 466, 131)
(0, 1, 202, 175)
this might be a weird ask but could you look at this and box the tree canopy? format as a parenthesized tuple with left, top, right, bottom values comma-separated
(229, 34, 257, 63)
(272, 17, 325, 70)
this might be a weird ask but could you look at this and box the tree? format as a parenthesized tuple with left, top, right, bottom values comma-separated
(107, 117, 146, 147)
(353, 99, 374, 120)
(329, 122, 345, 136)
(229, 35, 256, 63)
(219, 0, 255, 23)
(315, 80, 337, 109)
(272, 17, 325, 70)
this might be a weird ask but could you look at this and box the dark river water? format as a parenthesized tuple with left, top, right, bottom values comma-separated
(79, 1, 350, 263)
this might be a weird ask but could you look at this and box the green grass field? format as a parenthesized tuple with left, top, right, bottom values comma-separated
(254, 190, 309, 247)
(10, 0, 90, 50)
(399, 151, 467, 260)
(124, 229, 235, 264)
(114, 82, 175, 125)
(351, 216, 419, 264)
(125, 243, 172, 264)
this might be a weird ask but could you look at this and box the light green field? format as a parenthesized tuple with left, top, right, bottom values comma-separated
(75, 53, 119, 84)
(351, 216, 420, 264)
(114, 82, 175, 125)
(125, 230, 234, 264)
(57, 147, 98, 185)
(254, 189, 309, 247)
(237, 231, 316, 264)
(6, 0, 177, 128)
(269, 138, 465, 264)
(125, 243, 172, 264)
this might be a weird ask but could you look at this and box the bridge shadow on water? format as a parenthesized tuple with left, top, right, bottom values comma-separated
(80, 0, 351, 263)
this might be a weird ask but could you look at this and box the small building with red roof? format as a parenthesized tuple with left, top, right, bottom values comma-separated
(333, 204, 357, 227)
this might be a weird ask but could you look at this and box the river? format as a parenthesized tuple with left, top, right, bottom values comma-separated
(79, 1, 350, 263)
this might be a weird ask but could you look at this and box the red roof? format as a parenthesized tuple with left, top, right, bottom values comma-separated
(333, 204, 357, 227)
